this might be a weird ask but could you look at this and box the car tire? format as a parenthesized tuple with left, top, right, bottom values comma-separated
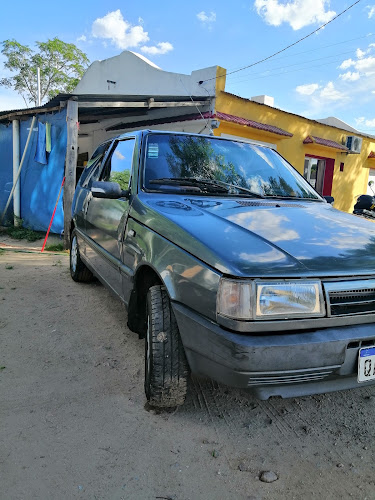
(70, 228, 93, 283)
(145, 285, 189, 407)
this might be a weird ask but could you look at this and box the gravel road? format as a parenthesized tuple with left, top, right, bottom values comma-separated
(1, 249, 374, 500)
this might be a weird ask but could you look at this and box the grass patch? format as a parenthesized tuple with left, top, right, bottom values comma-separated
(0, 248, 5, 255)
(44, 243, 64, 252)
(6, 225, 43, 242)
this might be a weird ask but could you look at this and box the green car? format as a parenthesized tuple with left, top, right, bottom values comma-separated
(70, 130, 375, 407)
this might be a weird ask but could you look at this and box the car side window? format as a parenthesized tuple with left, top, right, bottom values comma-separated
(101, 138, 136, 190)
(81, 142, 112, 187)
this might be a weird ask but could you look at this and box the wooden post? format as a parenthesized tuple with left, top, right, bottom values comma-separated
(63, 99, 78, 249)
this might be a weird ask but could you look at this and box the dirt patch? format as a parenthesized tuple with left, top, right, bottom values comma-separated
(1, 250, 374, 499)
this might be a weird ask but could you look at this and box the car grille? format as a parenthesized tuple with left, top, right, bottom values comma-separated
(325, 280, 375, 317)
(247, 368, 336, 386)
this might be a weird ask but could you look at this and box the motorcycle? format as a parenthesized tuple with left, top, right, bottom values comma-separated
(353, 181, 375, 220)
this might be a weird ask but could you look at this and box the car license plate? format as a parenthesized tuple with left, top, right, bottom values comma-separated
(358, 346, 375, 382)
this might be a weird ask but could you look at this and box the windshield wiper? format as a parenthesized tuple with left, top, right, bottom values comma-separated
(149, 177, 265, 198)
(207, 179, 265, 199)
(149, 177, 228, 194)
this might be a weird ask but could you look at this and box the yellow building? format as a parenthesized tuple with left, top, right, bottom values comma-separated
(212, 67, 375, 213)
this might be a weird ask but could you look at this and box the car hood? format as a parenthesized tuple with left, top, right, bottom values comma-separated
(132, 194, 375, 277)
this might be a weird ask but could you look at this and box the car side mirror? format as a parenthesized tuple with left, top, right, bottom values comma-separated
(91, 181, 130, 199)
(324, 196, 334, 205)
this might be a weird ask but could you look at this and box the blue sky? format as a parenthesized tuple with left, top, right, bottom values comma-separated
(1, 0, 375, 134)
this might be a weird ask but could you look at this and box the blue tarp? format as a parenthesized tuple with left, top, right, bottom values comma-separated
(0, 122, 13, 224)
(18, 108, 67, 233)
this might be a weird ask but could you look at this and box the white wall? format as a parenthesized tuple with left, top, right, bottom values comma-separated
(74, 51, 217, 98)
(78, 119, 214, 158)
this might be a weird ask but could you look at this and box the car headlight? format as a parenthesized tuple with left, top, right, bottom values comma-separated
(217, 279, 325, 321)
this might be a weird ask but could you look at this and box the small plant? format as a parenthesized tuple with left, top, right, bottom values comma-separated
(7, 225, 43, 242)
(0, 366, 6, 370)
(0, 248, 4, 255)
(5, 265, 13, 270)
(44, 243, 64, 252)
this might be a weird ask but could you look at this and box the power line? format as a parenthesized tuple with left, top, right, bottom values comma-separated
(199, 0, 363, 84)
(225, 33, 374, 82)
(224, 33, 373, 76)
(225, 48, 357, 84)
(227, 57, 351, 87)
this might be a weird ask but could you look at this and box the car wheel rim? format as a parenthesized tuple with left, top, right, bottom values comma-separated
(71, 236, 78, 272)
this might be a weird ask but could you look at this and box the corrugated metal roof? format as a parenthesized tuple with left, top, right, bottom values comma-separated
(222, 91, 375, 141)
(211, 111, 293, 137)
(303, 135, 348, 151)
(0, 93, 211, 122)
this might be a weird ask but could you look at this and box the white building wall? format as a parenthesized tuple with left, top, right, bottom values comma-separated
(75, 51, 217, 98)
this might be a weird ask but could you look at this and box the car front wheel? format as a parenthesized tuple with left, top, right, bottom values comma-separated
(145, 285, 189, 407)
(70, 229, 93, 282)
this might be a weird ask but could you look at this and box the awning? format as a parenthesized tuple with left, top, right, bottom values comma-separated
(206, 111, 293, 138)
(303, 135, 348, 152)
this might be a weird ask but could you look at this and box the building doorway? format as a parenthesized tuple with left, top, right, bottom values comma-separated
(303, 155, 334, 196)
(304, 157, 326, 194)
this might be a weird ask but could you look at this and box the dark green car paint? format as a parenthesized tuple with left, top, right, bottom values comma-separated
(71, 130, 375, 399)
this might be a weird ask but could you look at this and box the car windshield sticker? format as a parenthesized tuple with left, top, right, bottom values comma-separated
(148, 144, 159, 158)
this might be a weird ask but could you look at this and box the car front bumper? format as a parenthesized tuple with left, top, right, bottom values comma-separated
(172, 302, 375, 400)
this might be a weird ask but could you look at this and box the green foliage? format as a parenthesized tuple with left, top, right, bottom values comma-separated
(166, 136, 248, 188)
(0, 248, 4, 255)
(44, 243, 64, 252)
(1, 38, 90, 106)
(110, 170, 130, 190)
(6, 224, 43, 242)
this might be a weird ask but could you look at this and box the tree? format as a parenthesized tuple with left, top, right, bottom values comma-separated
(0, 38, 89, 107)
(166, 135, 248, 187)
(110, 170, 130, 190)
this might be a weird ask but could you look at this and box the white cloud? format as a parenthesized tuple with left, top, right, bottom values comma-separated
(254, 0, 336, 30)
(92, 10, 149, 49)
(140, 42, 173, 56)
(339, 71, 360, 81)
(355, 56, 375, 73)
(295, 83, 320, 95)
(355, 116, 375, 128)
(339, 58, 355, 70)
(319, 81, 344, 101)
(357, 48, 366, 59)
(367, 5, 375, 18)
(77, 35, 87, 42)
(197, 11, 216, 24)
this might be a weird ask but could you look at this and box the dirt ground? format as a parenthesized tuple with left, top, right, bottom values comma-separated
(1, 245, 375, 500)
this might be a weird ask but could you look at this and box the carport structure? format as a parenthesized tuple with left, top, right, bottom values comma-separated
(0, 51, 220, 247)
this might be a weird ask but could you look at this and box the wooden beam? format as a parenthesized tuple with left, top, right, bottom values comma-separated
(77, 100, 209, 109)
(149, 101, 208, 108)
(63, 100, 79, 250)
(0, 105, 62, 122)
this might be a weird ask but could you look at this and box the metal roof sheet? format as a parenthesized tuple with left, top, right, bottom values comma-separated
(303, 135, 348, 151)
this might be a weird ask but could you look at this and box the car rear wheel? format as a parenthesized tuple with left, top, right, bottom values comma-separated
(70, 229, 93, 282)
(145, 285, 189, 407)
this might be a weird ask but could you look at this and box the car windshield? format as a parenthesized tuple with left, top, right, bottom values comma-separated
(143, 134, 321, 200)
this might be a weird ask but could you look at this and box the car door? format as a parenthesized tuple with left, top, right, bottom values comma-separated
(73, 141, 112, 255)
(85, 137, 136, 298)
